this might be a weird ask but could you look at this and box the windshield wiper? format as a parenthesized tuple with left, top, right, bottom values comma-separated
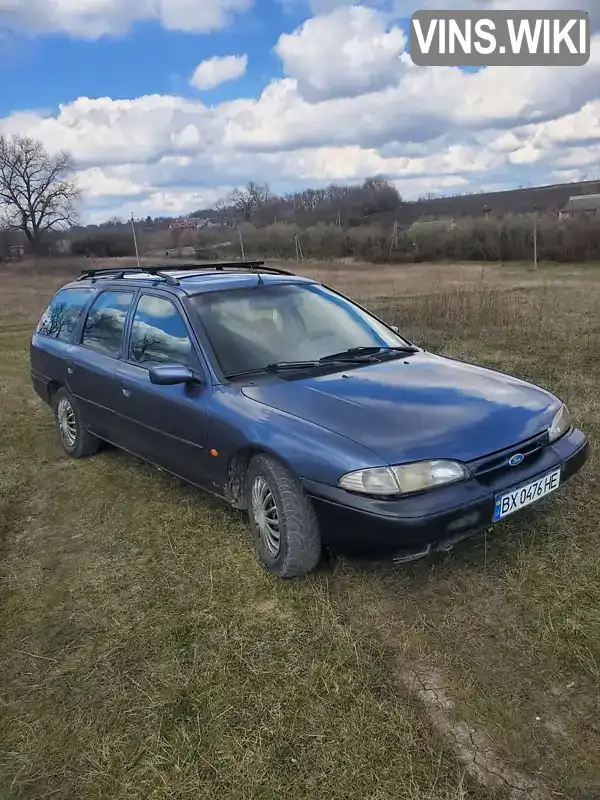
(319, 345, 419, 363)
(225, 361, 323, 379)
(225, 348, 420, 379)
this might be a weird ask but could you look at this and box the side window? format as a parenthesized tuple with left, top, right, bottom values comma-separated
(82, 291, 134, 358)
(36, 288, 94, 342)
(129, 295, 193, 367)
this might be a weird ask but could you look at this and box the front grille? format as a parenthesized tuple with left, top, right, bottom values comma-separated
(469, 432, 549, 484)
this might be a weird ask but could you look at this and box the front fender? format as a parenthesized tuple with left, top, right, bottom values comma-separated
(206, 385, 386, 489)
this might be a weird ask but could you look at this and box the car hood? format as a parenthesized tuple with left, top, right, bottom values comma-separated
(241, 352, 560, 464)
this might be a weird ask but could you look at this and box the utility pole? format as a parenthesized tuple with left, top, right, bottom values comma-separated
(390, 221, 399, 255)
(238, 226, 246, 260)
(131, 213, 140, 267)
(483, 205, 498, 261)
(294, 233, 304, 261)
(533, 205, 538, 270)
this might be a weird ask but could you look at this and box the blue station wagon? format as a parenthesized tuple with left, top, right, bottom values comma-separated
(31, 262, 589, 578)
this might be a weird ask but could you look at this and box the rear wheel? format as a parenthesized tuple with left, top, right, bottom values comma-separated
(246, 454, 322, 579)
(53, 388, 101, 459)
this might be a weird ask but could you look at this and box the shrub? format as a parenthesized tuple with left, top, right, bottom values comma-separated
(203, 214, 600, 264)
(71, 235, 136, 258)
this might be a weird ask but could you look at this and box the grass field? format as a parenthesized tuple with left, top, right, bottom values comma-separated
(0, 258, 598, 800)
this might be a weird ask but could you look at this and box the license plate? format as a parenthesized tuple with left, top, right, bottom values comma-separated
(493, 468, 561, 522)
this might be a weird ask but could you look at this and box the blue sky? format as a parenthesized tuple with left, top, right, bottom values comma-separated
(0, 0, 304, 114)
(1, 0, 599, 222)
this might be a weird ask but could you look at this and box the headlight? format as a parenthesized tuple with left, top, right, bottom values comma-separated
(339, 460, 468, 496)
(548, 404, 571, 443)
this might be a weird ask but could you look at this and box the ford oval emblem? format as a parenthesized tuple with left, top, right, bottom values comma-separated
(508, 454, 525, 467)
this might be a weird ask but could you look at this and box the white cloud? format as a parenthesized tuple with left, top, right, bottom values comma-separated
(76, 167, 145, 199)
(526, 100, 600, 148)
(85, 187, 232, 223)
(0, 95, 218, 166)
(216, 33, 600, 153)
(0, 0, 253, 37)
(393, 0, 597, 16)
(190, 54, 248, 91)
(2, 3, 600, 219)
(304, 0, 597, 17)
(276, 5, 407, 100)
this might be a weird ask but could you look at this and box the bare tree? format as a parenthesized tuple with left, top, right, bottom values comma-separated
(211, 177, 401, 229)
(228, 181, 269, 221)
(0, 134, 80, 253)
(228, 187, 253, 221)
(213, 199, 230, 226)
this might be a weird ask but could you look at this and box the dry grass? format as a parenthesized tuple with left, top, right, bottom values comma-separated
(361, 281, 600, 799)
(0, 258, 599, 800)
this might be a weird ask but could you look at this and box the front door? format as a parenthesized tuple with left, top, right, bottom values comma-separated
(112, 292, 215, 491)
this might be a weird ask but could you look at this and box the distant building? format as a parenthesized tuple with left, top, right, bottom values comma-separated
(8, 245, 25, 260)
(55, 238, 71, 253)
(169, 217, 199, 230)
(559, 193, 600, 219)
(168, 216, 220, 230)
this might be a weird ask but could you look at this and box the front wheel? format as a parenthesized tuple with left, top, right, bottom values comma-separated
(246, 454, 322, 579)
(53, 388, 102, 459)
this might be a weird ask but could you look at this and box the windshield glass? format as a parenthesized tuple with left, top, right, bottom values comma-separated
(190, 282, 411, 377)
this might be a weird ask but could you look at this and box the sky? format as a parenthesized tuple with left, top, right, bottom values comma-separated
(1, 0, 599, 223)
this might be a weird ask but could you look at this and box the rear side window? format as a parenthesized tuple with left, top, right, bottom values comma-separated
(82, 291, 134, 358)
(36, 288, 94, 342)
(129, 294, 193, 367)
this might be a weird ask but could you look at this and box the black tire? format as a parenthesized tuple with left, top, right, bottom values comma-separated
(246, 454, 322, 579)
(53, 387, 101, 459)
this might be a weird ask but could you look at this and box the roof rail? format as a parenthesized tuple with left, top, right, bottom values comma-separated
(78, 261, 297, 286)
(78, 266, 179, 286)
(78, 267, 126, 281)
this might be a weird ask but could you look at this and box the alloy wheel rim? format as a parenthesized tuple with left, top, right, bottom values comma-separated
(57, 397, 77, 449)
(251, 476, 281, 557)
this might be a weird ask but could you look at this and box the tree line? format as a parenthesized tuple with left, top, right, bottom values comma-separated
(206, 177, 403, 228)
(67, 204, 600, 265)
(2, 133, 599, 265)
(194, 215, 600, 264)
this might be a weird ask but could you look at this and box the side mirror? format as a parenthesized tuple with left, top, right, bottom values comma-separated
(149, 364, 200, 386)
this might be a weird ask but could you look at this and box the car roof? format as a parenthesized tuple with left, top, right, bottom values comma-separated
(173, 270, 316, 295)
(67, 263, 318, 296)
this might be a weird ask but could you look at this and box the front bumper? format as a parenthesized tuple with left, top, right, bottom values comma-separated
(303, 429, 589, 561)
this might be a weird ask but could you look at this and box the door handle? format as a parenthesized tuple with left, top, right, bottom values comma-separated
(67, 363, 75, 375)
(122, 387, 132, 398)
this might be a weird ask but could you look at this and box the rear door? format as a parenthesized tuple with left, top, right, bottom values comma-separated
(112, 291, 214, 490)
(66, 289, 136, 441)
(31, 287, 96, 401)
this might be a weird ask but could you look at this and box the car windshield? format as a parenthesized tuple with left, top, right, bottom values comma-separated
(190, 282, 412, 377)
